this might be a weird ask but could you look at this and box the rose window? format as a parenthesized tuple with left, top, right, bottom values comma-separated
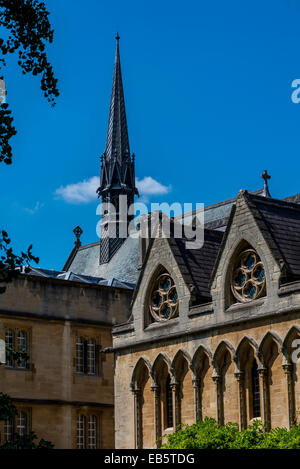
(231, 248, 266, 303)
(149, 272, 179, 322)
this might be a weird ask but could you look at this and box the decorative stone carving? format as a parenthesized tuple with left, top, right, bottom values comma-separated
(231, 248, 266, 303)
(149, 272, 179, 322)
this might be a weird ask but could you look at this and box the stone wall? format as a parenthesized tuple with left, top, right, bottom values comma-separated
(113, 192, 300, 448)
(0, 275, 132, 448)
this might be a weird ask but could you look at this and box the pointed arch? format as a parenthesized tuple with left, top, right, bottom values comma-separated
(282, 325, 300, 429)
(283, 325, 300, 362)
(151, 352, 173, 384)
(258, 331, 283, 365)
(258, 330, 287, 429)
(225, 239, 267, 307)
(212, 340, 238, 425)
(145, 265, 179, 325)
(170, 350, 194, 426)
(171, 349, 192, 378)
(191, 345, 213, 423)
(150, 352, 175, 437)
(130, 357, 154, 449)
(234, 336, 261, 427)
(131, 357, 152, 390)
(212, 340, 236, 375)
(191, 344, 212, 376)
(235, 335, 260, 369)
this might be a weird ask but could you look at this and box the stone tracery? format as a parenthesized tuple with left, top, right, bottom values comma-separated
(149, 271, 179, 322)
(231, 247, 266, 303)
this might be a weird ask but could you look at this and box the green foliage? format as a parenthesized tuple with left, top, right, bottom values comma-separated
(0, 0, 59, 164)
(0, 229, 39, 294)
(0, 393, 54, 449)
(160, 417, 300, 449)
(0, 431, 54, 449)
(0, 393, 17, 420)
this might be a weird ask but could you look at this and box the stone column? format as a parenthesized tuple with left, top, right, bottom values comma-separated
(213, 374, 223, 425)
(235, 371, 246, 430)
(192, 378, 201, 423)
(283, 363, 295, 429)
(171, 381, 181, 429)
(258, 367, 270, 431)
(151, 385, 161, 448)
(132, 388, 142, 449)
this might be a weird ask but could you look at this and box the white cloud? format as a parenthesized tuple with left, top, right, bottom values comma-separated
(54, 175, 171, 204)
(55, 176, 99, 204)
(25, 201, 44, 215)
(135, 177, 171, 196)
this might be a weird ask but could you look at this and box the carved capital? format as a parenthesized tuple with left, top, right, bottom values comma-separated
(234, 371, 245, 383)
(192, 378, 201, 389)
(283, 363, 293, 376)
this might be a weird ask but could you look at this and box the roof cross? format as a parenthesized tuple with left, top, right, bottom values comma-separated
(261, 170, 271, 198)
(73, 225, 83, 248)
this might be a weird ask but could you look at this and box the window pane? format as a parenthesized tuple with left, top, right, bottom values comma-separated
(77, 415, 85, 449)
(88, 415, 97, 449)
(5, 330, 14, 368)
(17, 412, 27, 436)
(87, 339, 96, 375)
(4, 417, 14, 442)
(17, 331, 27, 369)
(76, 338, 85, 373)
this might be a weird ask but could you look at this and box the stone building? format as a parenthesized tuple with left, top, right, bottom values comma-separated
(0, 269, 132, 448)
(0, 35, 138, 449)
(2, 34, 300, 451)
(113, 188, 300, 448)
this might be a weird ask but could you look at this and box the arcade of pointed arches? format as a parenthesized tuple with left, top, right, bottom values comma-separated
(130, 326, 300, 448)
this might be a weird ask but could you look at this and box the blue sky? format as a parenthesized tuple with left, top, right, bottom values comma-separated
(1, 0, 300, 270)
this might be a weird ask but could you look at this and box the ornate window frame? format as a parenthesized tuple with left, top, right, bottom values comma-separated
(226, 242, 267, 308)
(148, 269, 179, 324)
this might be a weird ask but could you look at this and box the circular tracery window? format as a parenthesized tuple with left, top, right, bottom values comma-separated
(149, 272, 179, 322)
(231, 248, 266, 303)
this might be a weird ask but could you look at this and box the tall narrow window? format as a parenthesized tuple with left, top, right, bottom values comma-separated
(251, 361, 261, 418)
(76, 337, 98, 375)
(166, 375, 173, 428)
(76, 338, 85, 374)
(87, 340, 96, 375)
(17, 331, 27, 369)
(5, 329, 14, 368)
(88, 415, 97, 449)
(16, 412, 27, 436)
(77, 415, 86, 449)
(4, 417, 14, 442)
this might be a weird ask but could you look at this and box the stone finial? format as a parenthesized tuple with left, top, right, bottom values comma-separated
(73, 225, 83, 248)
(261, 170, 271, 198)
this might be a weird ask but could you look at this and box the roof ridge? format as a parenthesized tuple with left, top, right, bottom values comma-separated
(249, 193, 300, 212)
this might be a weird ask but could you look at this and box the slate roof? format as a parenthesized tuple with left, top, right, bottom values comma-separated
(66, 235, 139, 285)
(23, 267, 135, 290)
(247, 194, 300, 280)
(170, 229, 224, 302)
(65, 190, 300, 289)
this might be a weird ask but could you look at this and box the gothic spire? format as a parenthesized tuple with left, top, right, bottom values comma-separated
(97, 35, 138, 265)
(105, 33, 130, 163)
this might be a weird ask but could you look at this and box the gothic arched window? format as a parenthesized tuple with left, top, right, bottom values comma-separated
(149, 271, 179, 322)
(231, 246, 266, 303)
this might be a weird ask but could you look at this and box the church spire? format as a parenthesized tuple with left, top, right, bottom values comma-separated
(97, 35, 138, 265)
(105, 33, 130, 163)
